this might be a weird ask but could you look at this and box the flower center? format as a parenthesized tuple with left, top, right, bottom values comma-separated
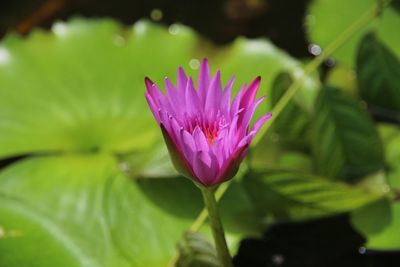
(204, 127, 219, 145)
(183, 113, 226, 145)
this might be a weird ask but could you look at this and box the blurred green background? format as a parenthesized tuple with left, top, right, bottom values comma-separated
(0, 0, 399, 266)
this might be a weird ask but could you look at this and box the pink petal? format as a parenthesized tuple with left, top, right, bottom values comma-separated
(158, 109, 172, 132)
(180, 129, 196, 163)
(240, 76, 261, 110)
(165, 77, 184, 116)
(160, 124, 195, 179)
(205, 70, 222, 111)
(230, 84, 246, 118)
(221, 76, 234, 116)
(251, 112, 272, 134)
(238, 96, 265, 133)
(216, 143, 248, 184)
(193, 127, 210, 152)
(177, 66, 188, 91)
(145, 93, 161, 123)
(145, 77, 164, 100)
(193, 150, 218, 186)
(185, 77, 201, 116)
(197, 58, 211, 106)
(164, 77, 176, 91)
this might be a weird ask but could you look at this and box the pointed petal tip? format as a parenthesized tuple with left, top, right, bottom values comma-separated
(144, 77, 155, 91)
(177, 66, 187, 77)
(144, 76, 155, 88)
(178, 66, 186, 74)
(200, 58, 210, 72)
(247, 76, 261, 88)
(252, 76, 261, 85)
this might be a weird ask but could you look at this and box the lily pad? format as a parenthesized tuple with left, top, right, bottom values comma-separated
(0, 154, 203, 267)
(0, 18, 317, 159)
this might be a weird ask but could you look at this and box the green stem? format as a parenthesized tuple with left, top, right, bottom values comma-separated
(190, 181, 230, 232)
(199, 185, 233, 267)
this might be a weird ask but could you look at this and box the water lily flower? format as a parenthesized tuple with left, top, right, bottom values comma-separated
(145, 59, 271, 187)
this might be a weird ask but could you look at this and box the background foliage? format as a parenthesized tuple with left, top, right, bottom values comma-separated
(0, 0, 399, 266)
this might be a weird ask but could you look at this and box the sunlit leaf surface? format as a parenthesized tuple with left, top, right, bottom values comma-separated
(0, 18, 316, 159)
(307, 0, 400, 66)
(0, 155, 203, 267)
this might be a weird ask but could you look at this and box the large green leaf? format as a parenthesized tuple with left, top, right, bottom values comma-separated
(0, 18, 317, 159)
(0, 154, 264, 266)
(307, 0, 400, 66)
(351, 198, 400, 250)
(0, 155, 130, 267)
(0, 155, 203, 267)
(312, 86, 384, 182)
(104, 171, 205, 267)
(357, 33, 400, 116)
(242, 170, 384, 221)
(0, 196, 82, 267)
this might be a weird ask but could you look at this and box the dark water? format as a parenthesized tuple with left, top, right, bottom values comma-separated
(0, 0, 310, 58)
(234, 214, 400, 267)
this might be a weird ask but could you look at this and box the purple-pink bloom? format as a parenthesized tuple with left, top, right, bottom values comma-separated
(145, 59, 272, 187)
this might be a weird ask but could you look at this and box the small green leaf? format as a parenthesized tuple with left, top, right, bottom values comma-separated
(176, 232, 219, 267)
(242, 170, 384, 221)
(269, 72, 312, 150)
(312, 86, 384, 182)
(357, 32, 400, 118)
(351, 198, 400, 250)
